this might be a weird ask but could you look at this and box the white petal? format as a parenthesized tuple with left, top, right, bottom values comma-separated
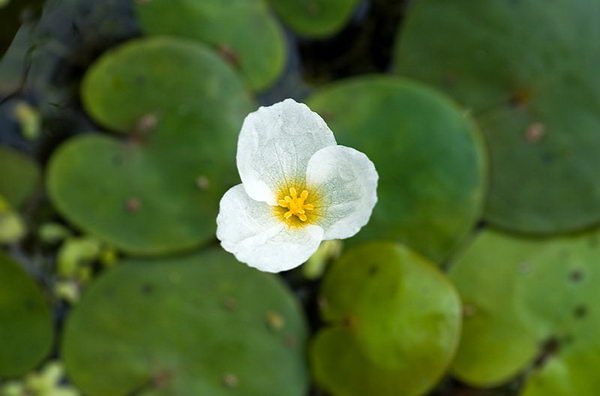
(237, 99, 337, 204)
(216, 184, 325, 273)
(306, 145, 378, 240)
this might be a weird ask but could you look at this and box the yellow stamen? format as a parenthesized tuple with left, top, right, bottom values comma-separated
(278, 187, 314, 222)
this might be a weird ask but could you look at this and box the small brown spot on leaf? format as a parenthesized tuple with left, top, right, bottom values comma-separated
(285, 334, 297, 348)
(137, 113, 158, 132)
(463, 304, 477, 318)
(222, 296, 237, 311)
(574, 305, 587, 319)
(307, 1, 319, 15)
(130, 114, 158, 145)
(265, 310, 285, 331)
(218, 45, 239, 67)
(570, 270, 584, 282)
(343, 315, 359, 328)
(141, 283, 154, 295)
(526, 122, 545, 143)
(510, 89, 530, 108)
(222, 373, 239, 388)
(152, 370, 173, 388)
(196, 176, 210, 190)
(126, 198, 141, 212)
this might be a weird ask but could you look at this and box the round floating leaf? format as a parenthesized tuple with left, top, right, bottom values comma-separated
(308, 76, 486, 263)
(0, 252, 53, 377)
(48, 37, 253, 255)
(135, 0, 286, 92)
(450, 230, 600, 394)
(0, 146, 39, 208)
(62, 249, 308, 396)
(395, 0, 600, 234)
(311, 242, 461, 396)
(268, 0, 360, 38)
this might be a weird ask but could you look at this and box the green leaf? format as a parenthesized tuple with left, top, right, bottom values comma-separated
(0, 252, 53, 377)
(135, 0, 286, 92)
(308, 76, 486, 263)
(450, 230, 600, 395)
(0, 146, 39, 208)
(394, 0, 600, 234)
(47, 37, 253, 255)
(268, 0, 360, 38)
(311, 242, 461, 396)
(62, 249, 309, 396)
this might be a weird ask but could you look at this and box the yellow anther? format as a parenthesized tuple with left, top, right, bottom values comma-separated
(278, 187, 314, 222)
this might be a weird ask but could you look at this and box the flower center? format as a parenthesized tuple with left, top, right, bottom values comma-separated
(277, 187, 314, 222)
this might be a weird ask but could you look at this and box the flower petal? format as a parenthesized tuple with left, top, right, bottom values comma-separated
(216, 184, 325, 272)
(237, 99, 337, 204)
(306, 145, 378, 240)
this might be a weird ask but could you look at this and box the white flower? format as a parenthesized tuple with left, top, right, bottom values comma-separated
(216, 99, 378, 273)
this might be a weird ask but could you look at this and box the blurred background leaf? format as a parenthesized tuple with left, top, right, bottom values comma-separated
(308, 76, 486, 263)
(312, 242, 461, 396)
(135, 0, 286, 92)
(0, 252, 53, 377)
(47, 37, 252, 255)
(394, 0, 600, 235)
(62, 249, 309, 396)
(450, 230, 600, 395)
